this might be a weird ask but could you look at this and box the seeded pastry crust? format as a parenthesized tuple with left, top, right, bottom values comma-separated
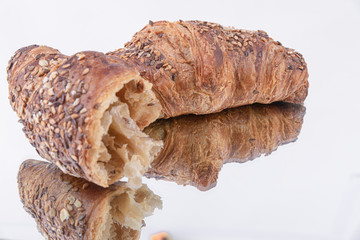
(18, 160, 162, 240)
(8, 20, 308, 187)
(145, 103, 305, 191)
(108, 20, 309, 117)
(8, 46, 163, 187)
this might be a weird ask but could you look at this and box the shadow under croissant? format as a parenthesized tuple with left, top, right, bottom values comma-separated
(144, 103, 306, 191)
(17, 160, 162, 240)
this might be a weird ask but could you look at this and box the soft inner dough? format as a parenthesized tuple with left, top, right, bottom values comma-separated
(94, 79, 163, 187)
(96, 185, 162, 240)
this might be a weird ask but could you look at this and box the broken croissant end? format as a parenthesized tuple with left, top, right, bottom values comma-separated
(18, 160, 162, 240)
(8, 46, 163, 187)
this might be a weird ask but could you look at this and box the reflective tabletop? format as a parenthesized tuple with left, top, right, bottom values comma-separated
(1, 0, 360, 239)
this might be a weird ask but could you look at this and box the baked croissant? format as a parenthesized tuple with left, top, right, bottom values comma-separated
(144, 103, 305, 191)
(7, 20, 308, 187)
(18, 160, 162, 240)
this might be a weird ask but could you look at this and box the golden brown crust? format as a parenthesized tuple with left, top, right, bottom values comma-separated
(18, 160, 161, 240)
(8, 20, 309, 188)
(144, 103, 305, 191)
(108, 20, 309, 117)
(8, 46, 162, 187)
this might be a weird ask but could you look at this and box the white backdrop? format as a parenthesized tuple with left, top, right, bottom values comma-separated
(1, 0, 360, 239)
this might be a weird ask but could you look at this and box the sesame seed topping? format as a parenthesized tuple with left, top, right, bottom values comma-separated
(62, 64, 71, 69)
(60, 208, 69, 222)
(71, 114, 80, 119)
(73, 98, 80, 106)
(82, 68, 89, 75)
(49, 71, 58, 80)
(31, 67, 39, 75)
(79, 108, 87, 114)
(27, 65, 35, 71)
(82, 183, 89, 189)
(49, 208, 56, 217)
(48, 88, 54, 96)
(74, 199, 82, 208)
(39, 59, 49, 67)
(67, 204, 73, 211)
(76, 53, 86, 61)
(68, 196, 75, 204)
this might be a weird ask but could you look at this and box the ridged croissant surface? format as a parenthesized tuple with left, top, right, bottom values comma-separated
(18, 160, 162, 240)
(145, 103, 305, 191)
(7, 20, 308, 187)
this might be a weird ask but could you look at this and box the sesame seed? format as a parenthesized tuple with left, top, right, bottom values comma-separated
(68, 196, 75, 204)
(82, 183, 89, 190)
(155, 63, 163, 69)
(24, 72, 30, 79)
(82, 68, 89, 75)
(71, 114, 80, 119)
(39, 59, 49, 67)
(38, 68, 45, 77)
(27, 65, 35, 71)
(67, 204, 73, 211)
(60, 208, 69, 222)
(51, 106, 56, 115)
(79, 108, 87, 114)
(62, 64, 71, 69)
(65, 83, 72, 93)
(73, 98, 80, 106)
(76, 53, 86, 61)
(74, 199, 82, 208)
(48, 88, 54, 96)
(58, 104, 64, 114)
(49, 119, 56, 125)
(31, 67, 39, 75)
(49, 208, 56, 218)
(49, 71, 58, 80)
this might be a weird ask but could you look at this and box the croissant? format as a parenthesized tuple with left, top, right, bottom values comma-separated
(17, 160, 162, 240)
(144, 103, 305, 191)
(7, 20, 308, 187)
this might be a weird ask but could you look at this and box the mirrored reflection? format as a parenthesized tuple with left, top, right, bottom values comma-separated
(17, 160, 162, 240)
(145, 103, 306, 191)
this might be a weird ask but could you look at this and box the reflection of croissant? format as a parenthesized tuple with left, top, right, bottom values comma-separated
(18, 160, 162, 240)
(144, 103, 306, 191)
(8, 20, 308, 187)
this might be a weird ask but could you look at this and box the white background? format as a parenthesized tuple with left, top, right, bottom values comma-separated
(1, 0, 360, 239)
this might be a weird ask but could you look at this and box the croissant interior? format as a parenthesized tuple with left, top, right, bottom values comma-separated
(93, 78, 163, 187)
(97, 185, 162, 240)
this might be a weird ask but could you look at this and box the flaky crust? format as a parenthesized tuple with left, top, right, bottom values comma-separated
(17, 160, 161, 240)
(7, 46, 162, 187)
(109, 20, 309, 117)
(145, 103, 305, 191)
(8, 20, 309, 187)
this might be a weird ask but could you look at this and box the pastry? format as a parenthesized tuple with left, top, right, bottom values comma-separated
(145, 103, 305, 190)
(8, 20, 308, 187)
(8, 46, 163, 188)
(17, 159, 162, 240)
